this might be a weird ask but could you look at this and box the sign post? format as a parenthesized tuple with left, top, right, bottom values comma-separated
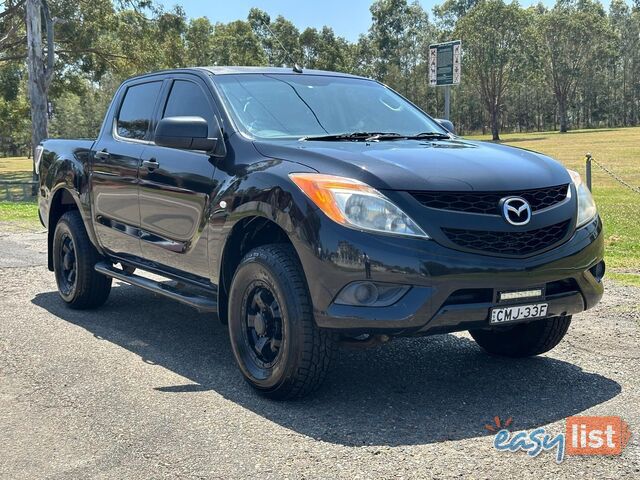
(429, 40, 461, 121)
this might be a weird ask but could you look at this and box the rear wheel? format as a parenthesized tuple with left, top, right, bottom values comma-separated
(469, 315, 571, 357)
(228, 244, 336, 399)
(53, 210, 112, 309)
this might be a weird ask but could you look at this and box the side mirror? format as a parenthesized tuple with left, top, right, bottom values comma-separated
(435, 118, 455, 134)
(155, 116, 219, 153)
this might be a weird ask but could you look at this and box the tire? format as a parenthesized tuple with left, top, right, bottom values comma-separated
(469, 315, 571, 358)
(228, 244, 336, 399)
(52, 210, 112, 309)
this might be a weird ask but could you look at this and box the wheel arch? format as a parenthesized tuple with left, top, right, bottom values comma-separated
(217, 215, 300, 324)
(46, 187, 92, 271)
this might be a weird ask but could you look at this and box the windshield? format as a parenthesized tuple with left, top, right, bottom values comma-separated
(213, 74, 447, 140)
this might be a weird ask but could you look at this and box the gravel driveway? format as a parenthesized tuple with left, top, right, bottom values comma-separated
(1, 223, 638, 479)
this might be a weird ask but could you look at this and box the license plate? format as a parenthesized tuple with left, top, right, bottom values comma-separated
(490, 303, 548, 324)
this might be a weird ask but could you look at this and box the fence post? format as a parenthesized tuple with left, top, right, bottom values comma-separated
(585, 153, 592, 191)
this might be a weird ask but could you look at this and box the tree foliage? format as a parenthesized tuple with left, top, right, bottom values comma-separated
(456, 0, 533, 140)
(1, 0, 639, 155)
(538, 0, 614, 132)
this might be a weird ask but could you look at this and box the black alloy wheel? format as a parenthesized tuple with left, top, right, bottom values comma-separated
(52, 210, 112, 309)
(57, 232, 77, 297)
(243, 284, 284, 369)
(228, 244, 336, 399)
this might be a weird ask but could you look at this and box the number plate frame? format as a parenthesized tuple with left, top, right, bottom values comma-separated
(490, 303, 549, 324)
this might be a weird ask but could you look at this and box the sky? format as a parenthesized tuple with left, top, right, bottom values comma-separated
(155, 0, 554, 42)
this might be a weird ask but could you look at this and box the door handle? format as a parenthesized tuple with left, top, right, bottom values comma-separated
(94, 149, 110, 160)
(142, 158, 159, 171)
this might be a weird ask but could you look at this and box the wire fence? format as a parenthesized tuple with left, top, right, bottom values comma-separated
(0, 181, 38, 201)
(585, 153, 640, 195)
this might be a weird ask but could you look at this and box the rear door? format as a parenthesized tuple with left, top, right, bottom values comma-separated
(91, 79, 163, 257)
(137, 75, 220, 278)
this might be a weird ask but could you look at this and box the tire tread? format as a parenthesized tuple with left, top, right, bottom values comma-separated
(232, 244, 336, 399)
(55, 211, 111, 309)
(470, 315, 571, 357)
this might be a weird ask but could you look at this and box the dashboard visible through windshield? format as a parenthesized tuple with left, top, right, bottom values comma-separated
(213, 73, 447, 140)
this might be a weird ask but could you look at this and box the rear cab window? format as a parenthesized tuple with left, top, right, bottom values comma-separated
(116, 81, 163, 140)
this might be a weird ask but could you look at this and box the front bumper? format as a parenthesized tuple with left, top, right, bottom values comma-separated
(296, 215, 604, 335)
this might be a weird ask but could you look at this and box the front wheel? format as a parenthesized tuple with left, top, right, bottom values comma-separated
(53, 210, 112, 309)
(228, 244, 336, 399)
(469, 315, 571, 357)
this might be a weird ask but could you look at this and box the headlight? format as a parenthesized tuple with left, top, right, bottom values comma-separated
(289, 173, 429, 238)
(568, 169, 597, 227)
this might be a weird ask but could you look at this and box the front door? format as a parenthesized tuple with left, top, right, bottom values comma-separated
(137, 76, 220, 279)
(91, 79, 163, 257)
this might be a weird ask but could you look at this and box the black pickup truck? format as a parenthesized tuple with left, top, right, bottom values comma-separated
(37, 66, 604, 399)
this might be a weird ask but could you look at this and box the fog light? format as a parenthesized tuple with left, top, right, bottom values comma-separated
(334, 281, 410, 307)
(354, 282, 379, 305)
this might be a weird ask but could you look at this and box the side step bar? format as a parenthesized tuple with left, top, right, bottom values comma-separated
(95, 262, 218, 313)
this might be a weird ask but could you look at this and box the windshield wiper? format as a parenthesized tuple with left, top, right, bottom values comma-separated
(301, 131, 451, 142)
(405, 131, 451, 140)
(301, 132, 402, 141)
(363, 131, 452, 141)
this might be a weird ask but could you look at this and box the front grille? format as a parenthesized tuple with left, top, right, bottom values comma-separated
(442, 220, 571, 256)
(410, 184, 569, 214)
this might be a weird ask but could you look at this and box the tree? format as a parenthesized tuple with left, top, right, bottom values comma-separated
(1, 1, 26, 58)
(363, 0, 436, 113)
(211, 20, 266, 66)
(456, 0, 532, 140)
(537, 0, 613, 132)
(26, 0, 54, 185)
(0, 80, 30, 156)
(248, 9, 302, 66)
(186, 17, 214, 66)
(300, 26, 353, 71)
(155, 6, 187, 68)
(49, 75, 118, 139)
(5, 0, 152, 189)
(432, 0, 480, 30)
(606, 0, 637, 126)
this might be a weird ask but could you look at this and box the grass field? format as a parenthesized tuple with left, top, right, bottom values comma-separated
(1, 127, 639, 284)
(0, 156, 36, 201)
(0, 201, 39, 221)
(0, 156, 33, 180)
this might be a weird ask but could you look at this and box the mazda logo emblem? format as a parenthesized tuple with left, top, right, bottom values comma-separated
(501, 197, 532, 226)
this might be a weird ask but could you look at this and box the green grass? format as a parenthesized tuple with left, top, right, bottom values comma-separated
(469, 126, 640, 285)
(608, 273, 640, 287)
(0, 200, 39, 222)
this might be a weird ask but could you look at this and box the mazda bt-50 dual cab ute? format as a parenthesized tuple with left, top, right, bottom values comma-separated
(37, 67, 605, 399)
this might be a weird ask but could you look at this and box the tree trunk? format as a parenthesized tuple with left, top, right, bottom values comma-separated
(558, 96, 568, 133)
(25, 0, 54, 196)
(490, 105, 500, 141)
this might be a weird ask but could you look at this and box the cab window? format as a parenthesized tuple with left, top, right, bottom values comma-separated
(116, 81, 162, 140)
(162, 80, 215, 135)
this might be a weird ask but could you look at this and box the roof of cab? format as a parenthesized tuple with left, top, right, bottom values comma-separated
(196, 66, 366, 79)
(122, 66, 371, 85)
